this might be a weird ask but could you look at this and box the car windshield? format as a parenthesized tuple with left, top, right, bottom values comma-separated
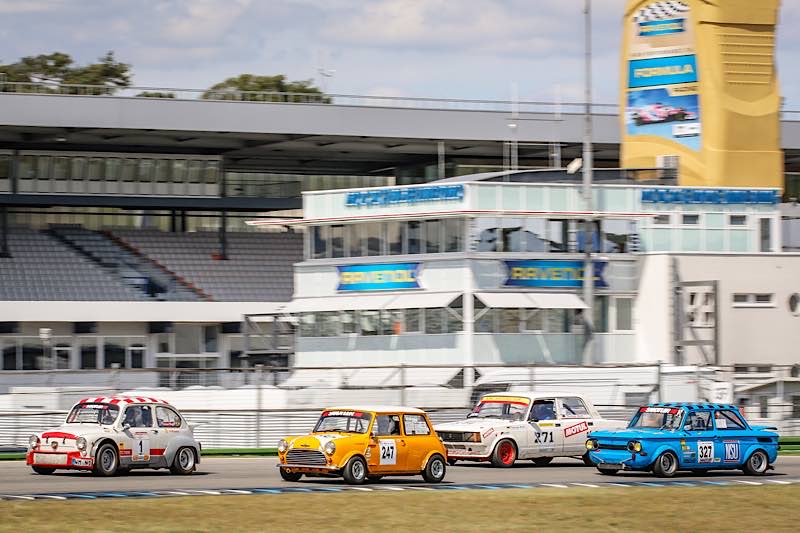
(314, 410, 372, 434)
(629, 406, 684, 430)
(66, 403, 120, 425)
(468, 396, 530, 420)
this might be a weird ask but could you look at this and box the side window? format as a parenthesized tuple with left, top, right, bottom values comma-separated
(529, 399, 556, 421)
(374, 414, 401, 436)
(684, 411, 712, 431)
(402, 414, 431, 436)
(560, 397, 590, 418)
(156, 406, 182, 428)
(123, 405, 153, 428)
(714, 410, 746, 430)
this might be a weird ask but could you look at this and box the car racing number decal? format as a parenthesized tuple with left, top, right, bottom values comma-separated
(379, 439, 397, 465)
(132, 436, 150, 462)
(697, 441, 714, 463)
(723, 441, 740, 462)
(534, 431, 554, 444)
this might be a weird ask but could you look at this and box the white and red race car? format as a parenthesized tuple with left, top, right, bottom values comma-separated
(27, 396, 201, 476)
(632, 103, 697, 126)
(435, 392, 625, 467)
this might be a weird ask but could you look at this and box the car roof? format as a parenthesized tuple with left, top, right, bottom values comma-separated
(648, 402, 739, 411)
(324, 405, 426, 414)
(480, 392, 585, 401)
(76, 396, 171, 406)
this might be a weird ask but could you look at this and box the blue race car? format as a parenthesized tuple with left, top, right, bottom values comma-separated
(585, 403, 779, 478)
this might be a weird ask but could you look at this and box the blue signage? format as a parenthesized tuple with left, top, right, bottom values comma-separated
(641, 188, 780, 205)
(345, 184, 464, 208)
(337, 263, 420, 291)
(638, 17, 685, 37)
(628, 54, 697, 88)
(504, 260, 608, 289)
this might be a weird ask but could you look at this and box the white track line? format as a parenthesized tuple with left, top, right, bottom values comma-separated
(571, 483, 599, 488)
(540, 483, 569, 488)
(734, 480, 762, 486)
(1, 495, 35, 500)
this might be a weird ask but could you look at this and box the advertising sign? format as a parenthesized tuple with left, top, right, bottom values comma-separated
(337, 263, 420, 291)
(640, 188, 780, 205)
(625, 1, 701, 151)
(504, 260, 608, 289)
(345, 184, 464, 208)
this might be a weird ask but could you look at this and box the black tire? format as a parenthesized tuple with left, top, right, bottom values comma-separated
(652, 451, 679, 478)
(342, 456, 368, 485)
(170, 447, 197, 475)
(582, 453, 595, 467)
(743, 450, 769, 476)
(279, 468, 302, 482)
(32, 466, 56, 475)
(93, 443, 119, 477)
(447, 459, 458, 467)
(490, 439, 517, 468)
(422, 454, 446, 483)
(597, 467, 619, 476)
(532, 457, 553, 466)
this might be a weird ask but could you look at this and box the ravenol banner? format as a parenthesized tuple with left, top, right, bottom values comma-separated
(504, 260, 608, 289)
(337, 263, 420, 291)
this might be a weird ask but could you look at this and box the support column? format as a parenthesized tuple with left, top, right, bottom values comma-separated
(0, 207, 9, 258)
(218, 210, 228, 260)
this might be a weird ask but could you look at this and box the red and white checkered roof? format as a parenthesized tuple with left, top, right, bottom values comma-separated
(77, 396, 169, 405)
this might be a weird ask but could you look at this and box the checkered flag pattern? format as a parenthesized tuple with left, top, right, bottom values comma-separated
(634, 1, 689, 23)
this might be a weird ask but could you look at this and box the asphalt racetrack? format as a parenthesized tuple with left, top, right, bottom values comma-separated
(2, 456, 800, 498)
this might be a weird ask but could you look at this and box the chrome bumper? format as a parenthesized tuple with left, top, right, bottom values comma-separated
(278, 463, 338, 470)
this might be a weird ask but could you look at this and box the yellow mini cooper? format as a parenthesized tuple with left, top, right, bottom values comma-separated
(277, 405, 447, 484)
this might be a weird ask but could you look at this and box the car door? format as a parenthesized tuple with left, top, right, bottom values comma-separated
(682, 410, 716, 467)
(121, 404, 157, 465)
(558, 397, 594, 455)
(152, 405, 183, 463)
(711, 409, 749, 467)
(401, 413, 437, 472)
(367, 413, 408, 473)
(526, 398, 559, 457)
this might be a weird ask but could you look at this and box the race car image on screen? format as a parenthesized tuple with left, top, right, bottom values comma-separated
(26, 396, 201, 476)
(435, 392, 625, 467)
(632, 103, 697, 126)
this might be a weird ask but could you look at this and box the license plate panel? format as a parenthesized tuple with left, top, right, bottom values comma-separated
(34, 453, 68, 465)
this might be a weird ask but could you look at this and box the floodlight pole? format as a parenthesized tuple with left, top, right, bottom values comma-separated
(581, 0, 595, 364)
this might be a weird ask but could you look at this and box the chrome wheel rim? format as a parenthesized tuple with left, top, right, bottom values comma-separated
(101, 448, 115, 471)
(179, 448, 195, 470)
(661, 454, 675, 474)
(751, 452, 766, 472)
(352, 460, 365, 480)
(430, 459, 444, 479)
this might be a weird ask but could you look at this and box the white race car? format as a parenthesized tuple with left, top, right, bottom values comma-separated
(27, 396, 201, 476)
(435, 392, 625, 467)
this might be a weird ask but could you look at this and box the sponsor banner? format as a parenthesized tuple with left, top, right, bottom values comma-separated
(504, 260, 608, 289)
(628, 54, 697, 88)
(638, 17, 685, 37)
(345, 184, 464, 208)
(723, 441, 740, 462)
(626, 86, 701, 151)
(640, 406, 680, 414)
(337, 263, 420, 291)
(481, 395, 531, 405)
(564, 421, 590, 438)
(641, 188, 780, 205)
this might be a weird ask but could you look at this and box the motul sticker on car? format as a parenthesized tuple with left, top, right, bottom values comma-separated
(564, 421, 589, 437)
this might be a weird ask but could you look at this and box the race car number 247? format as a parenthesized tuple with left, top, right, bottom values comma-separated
(379, 439, 397, 465)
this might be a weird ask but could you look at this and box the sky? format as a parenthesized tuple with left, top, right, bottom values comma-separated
(1, 0, 799, 106)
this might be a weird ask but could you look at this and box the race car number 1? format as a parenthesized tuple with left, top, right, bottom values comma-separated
(379, 439, 397, 465)
(133, 437, 150, 461)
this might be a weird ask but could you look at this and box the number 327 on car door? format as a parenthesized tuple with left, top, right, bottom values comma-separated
(379, 439, 396, 465)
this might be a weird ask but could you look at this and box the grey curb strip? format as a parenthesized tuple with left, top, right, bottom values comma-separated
(2, 478, 799, 501)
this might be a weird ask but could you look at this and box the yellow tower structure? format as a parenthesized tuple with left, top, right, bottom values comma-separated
(620, 0, 783, 188)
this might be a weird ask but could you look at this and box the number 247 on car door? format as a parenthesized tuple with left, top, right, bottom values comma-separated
(379, 440, 396, 465)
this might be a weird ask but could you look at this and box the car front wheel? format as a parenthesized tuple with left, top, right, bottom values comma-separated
(279, 468, 302, 482)
(32, 466, 56, 475)
(743, 450, 769, 476)
(93, 443, 119, 477)
(170, 447, 196, 475)
(491, 439, 517, 468)
(342, 456, 367, 485)
(422, 454, 446, 483)
(653, 451, 678, 478)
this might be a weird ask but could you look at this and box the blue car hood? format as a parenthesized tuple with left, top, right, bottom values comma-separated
(589, 427, 680, 440)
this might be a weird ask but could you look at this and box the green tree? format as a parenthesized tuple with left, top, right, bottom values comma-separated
(202, 74, 329, 102)
(0, 51, 131, 94)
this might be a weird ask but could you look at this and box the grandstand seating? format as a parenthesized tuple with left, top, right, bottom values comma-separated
(111, 229, 302, 302)
(0, 227, 148, 301)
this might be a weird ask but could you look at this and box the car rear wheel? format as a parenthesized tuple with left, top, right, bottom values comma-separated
(279, 468, 303, 482)
(32, 466, 56, 475)
(653, 451, 678, 478)
(491, 439, 517, 468)
(93, 443, 119, 477)
(170, 447, 196, 475)
(343, 456, 367, 485)
(422, 454, 446, 483)
(743, 450, 769, 476)
(532, 457, 553, 466)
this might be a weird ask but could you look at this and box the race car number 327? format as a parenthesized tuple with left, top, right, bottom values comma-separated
(379, 440, 397, 465)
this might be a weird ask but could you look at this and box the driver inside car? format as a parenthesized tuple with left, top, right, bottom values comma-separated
(530, 401, 556, 421)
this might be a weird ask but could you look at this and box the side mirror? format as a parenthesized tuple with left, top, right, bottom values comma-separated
(122, 424, 131, 432)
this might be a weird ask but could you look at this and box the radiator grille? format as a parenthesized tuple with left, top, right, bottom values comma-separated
(285, 448, 327, 466)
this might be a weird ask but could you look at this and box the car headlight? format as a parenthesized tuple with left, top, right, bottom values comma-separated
(627, 440, 642, 453)
(29, 435, 39, 449)
(278, 439, 289, 453)
(76, 437, 87, 451)
(586, 439, 598, 450)
(465, 432, 482, 443)
(324, 441, 336, 455)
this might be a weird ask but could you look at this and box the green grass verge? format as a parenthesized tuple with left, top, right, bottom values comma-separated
(1, 486, 799, 532)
